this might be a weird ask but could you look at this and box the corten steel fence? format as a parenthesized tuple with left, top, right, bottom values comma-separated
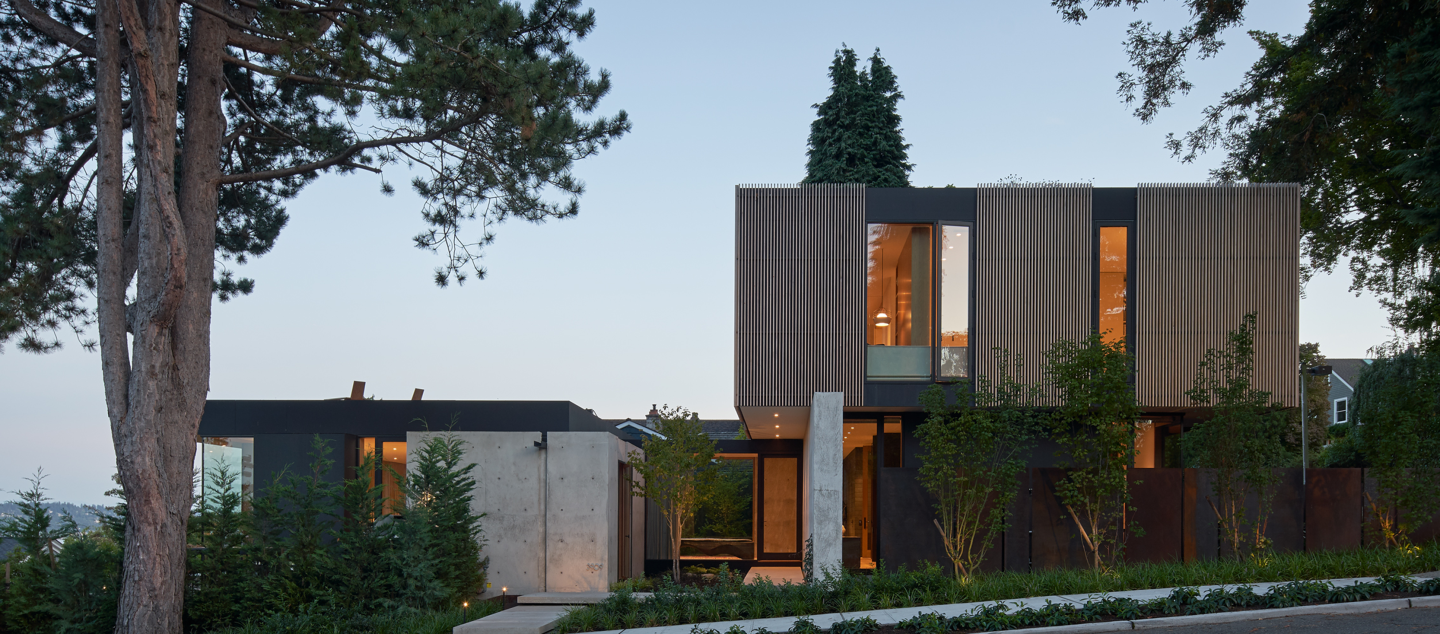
(880, 468, 1440, 574)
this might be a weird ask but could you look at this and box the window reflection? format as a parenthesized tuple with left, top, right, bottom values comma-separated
(199, 436, 254, 512)
(682, 457, 755, 560)
(939, 225, 971, 377)
(1099, 226, 1128, 346)
(867, 224, 932, 378)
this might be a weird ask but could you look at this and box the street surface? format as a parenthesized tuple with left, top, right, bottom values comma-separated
(1146, 606, 1438, 632)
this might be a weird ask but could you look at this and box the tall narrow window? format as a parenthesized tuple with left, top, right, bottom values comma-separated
(939, 225, 971, 377)
(1098, 226, 1128, 347)
(867, 224, 932, 379)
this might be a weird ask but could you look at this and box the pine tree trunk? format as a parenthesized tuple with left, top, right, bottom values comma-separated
(98, 1, 223, 631)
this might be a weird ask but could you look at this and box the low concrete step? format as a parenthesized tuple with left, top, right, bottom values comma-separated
(518, 591, 653, 605)
(454, 605, 570, 634)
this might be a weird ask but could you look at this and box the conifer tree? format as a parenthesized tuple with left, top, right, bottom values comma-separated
(803, 47, 913, 187)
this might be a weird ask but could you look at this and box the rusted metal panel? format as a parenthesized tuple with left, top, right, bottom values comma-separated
(1267, 468, 1306, 554)
(1363, 468, 1440, 546)
(1135, 184, 1300, 408)
(735, 185, 866, 408)
(974, 185, 1093, 405)
(1004, 474, 1032, 572)
(1183, 468, 1219, 562)
(1030, 468, 1088, 570)
(1126, 469, 1183, 563)
(1306, 468, 1362, 552)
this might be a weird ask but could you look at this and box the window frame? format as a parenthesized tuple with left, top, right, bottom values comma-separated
(935, 220, 975, 382)
(1093, 221, 1136, 351)
(1334, 397, 1348, 424)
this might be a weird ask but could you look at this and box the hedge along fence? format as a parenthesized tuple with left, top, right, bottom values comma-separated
(887, 467, 1440, 574)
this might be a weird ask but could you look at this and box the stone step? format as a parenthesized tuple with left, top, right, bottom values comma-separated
(518, 591, 652, 605)
(454, 605, 570, 634)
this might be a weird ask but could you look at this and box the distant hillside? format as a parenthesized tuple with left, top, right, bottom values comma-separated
(0, 502, 108, 558)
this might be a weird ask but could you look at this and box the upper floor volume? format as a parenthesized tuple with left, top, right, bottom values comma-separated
(734, 183, 1300, 416)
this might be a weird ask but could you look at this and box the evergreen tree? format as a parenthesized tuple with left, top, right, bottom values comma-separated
(401, 431, 489, 607)
(804, 47, 913, 187)
(185, 463, 256, 631)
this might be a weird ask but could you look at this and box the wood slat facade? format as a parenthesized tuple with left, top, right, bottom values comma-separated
(1135, 183, 1301, 408)
(973, 184, 1094, 402)
(735, 185, 866, 408)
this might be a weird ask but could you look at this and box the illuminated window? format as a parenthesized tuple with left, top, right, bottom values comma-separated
(939, 225, 970, 377)
(1098, 226, 1128, 346)
(867, 224, 932, 379)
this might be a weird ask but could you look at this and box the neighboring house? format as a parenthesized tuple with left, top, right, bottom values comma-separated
(196, 387, 645, 598)
(1326, 358, 1373, 425)
(606, 406, 748, 443)
(728, 183, 1300, 574)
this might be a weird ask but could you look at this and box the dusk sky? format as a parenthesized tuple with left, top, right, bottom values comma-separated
(0, 0, 1386, 504)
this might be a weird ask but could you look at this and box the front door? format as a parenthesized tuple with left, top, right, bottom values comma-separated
(757, 456, 801, 560)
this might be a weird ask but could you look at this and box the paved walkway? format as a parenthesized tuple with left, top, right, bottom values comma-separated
(742, 566, 805, 585)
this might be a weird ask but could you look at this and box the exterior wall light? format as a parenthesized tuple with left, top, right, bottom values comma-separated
(874, 312, 890, 327)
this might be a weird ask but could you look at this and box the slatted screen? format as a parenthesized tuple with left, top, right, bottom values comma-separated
(735, 185, 866, 408)
(1135, 184, 1300, 408)
(973, 184, 1094, 401)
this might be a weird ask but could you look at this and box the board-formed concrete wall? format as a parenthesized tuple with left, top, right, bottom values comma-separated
(408, 431, 640, 597)
(806, 392, 844, 574)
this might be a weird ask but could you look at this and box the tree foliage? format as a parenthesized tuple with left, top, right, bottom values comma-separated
(1353, 350, 1440, 548)
(802, 46, 912, 187)
(628, 405, 717, 582)
(1044, 332, 1140, 570)
(1056, 0, 1440, 344)
(1185, 313, 1292, 560)
(916, 349, 1042, 580)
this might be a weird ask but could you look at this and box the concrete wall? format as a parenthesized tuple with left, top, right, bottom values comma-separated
(408, 431, 639, 598)
(807, 393, 844, 575)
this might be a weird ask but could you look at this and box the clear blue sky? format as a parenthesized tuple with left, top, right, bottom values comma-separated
(0, 0, 1387, 503)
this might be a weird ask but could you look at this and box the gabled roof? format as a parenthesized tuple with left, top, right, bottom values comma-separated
(1328, 358, 1374, 391)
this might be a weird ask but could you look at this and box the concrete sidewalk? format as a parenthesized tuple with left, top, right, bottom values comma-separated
(453, 573, 1438, 634)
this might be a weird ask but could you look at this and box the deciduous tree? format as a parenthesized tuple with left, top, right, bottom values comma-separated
(628, 406, 717, 582)
(1185, 313, 1291, 560)
(1044, 333, 1140, 570)
(917, 349, 1041, 581)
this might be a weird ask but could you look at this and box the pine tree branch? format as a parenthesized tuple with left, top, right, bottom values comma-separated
(215, 119, 471, 184)
(7, 0, 97, 56)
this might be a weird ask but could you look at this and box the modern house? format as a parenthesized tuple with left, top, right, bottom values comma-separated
(1325, 358, 1372, 425)
(195, 182, 1302, 586)
(728, 183, 1300, 574)
(196, 388, 645, 598)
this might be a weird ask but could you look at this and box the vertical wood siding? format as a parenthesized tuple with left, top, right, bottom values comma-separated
(735, 185, 865, 408)
(1135, 184, 1300, 408)
(973, 184, 1093, 401)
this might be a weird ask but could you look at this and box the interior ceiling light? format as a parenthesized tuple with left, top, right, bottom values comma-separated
(875, 312, 890, 327)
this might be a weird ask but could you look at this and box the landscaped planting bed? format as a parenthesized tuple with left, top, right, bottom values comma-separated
(554, 545, 1440, 633)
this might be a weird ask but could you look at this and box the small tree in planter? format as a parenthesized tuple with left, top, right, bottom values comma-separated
(1185, 313, 1291, 560)
(1045, 333, 1141, 570)
(917, 349, 1042, 580)
(628, 406, 718, 582)
(1354, 347, 1440, 549)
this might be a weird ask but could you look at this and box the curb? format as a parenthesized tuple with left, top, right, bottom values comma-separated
(1128, 597, 1413, 630)
(564, 576, 1439, 634)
